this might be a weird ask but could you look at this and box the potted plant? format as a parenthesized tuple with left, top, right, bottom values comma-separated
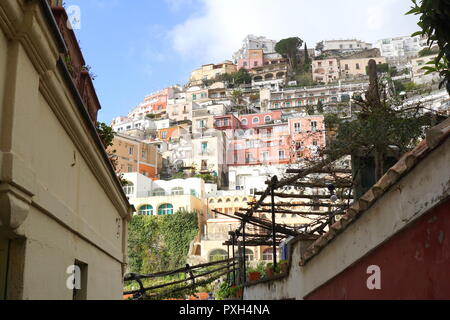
(248, 270, 261, 282)
(265, 263, 275, 278)
(280, 260, 289, 274)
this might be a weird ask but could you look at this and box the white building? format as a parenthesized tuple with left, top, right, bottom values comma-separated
(233, 35, 280, 62)
(321, 39, 373, 53)
(375, 35, 428, 63)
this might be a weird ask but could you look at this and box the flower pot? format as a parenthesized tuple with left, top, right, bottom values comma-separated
(249, 271, 261, 282)
(265, 267, 274, 278)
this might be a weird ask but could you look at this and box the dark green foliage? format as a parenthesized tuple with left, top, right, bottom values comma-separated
(95, 122, 115, 148)
(128, 211, 199, 275)
(217, 68, 251, 87)
(407, 0, 450, 94)
(275, 37, 303, 70)
(418, 46, 440, 57)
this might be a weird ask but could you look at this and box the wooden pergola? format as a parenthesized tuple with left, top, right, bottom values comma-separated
(216, 161, 355, 283)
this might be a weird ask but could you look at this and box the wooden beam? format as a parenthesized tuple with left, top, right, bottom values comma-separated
(286, 168, 352, 174)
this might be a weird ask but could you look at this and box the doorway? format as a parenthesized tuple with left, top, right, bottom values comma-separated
(0, 236, 9, 300)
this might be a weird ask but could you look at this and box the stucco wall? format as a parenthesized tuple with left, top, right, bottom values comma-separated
(244, 136, 450, 300)
(0, 0, 131, 300)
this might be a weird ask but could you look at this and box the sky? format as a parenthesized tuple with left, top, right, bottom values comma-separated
(69, 0, 420, 124)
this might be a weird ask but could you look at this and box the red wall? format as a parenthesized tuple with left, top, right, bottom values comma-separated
(305, 199, 450, 300)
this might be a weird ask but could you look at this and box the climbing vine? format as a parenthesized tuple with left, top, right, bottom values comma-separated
(127, 211, 199, 275)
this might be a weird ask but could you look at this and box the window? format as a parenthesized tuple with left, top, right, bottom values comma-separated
(128, 147, 134, 155)
(201, 142, 208, 153)
(241, 118, 248, 125)
(197, 119, 207, 129)
(254, 61, 258, 67)
(128, 166, 133, 173)
(162, 131, 168, 139)
(209, 249, 228, 262)
(158, 204, 174, 215)
(262, 151, 269, 162)
(252, 117, 260, 124)
(262, 248, 273, 261)
(171, 187, 184, 195)
(311, 121, 318, 132)
(356, 63, 360, 70)
(243, 61, 248, 67)
(123, 183, 134, 195)
(294, 122, 301, 133)
(313, 140, 318, 146)
(345, 64, 349, 71)
(142, 150, 147, 159)
(139, 205, 153, 216)
(279, 150, 285, 160)
(264, 116, 272, 123)
(153, 188, 166, 196)
(192, 94, 197, 100)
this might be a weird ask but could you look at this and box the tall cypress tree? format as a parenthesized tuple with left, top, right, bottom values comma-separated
(303, 43, 311, 73)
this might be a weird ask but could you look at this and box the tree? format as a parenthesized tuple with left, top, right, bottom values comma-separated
(315, 41, 324, 53)
(418, 46, 440, 57)
(96, 122, 115, 149)
(233, 68, 252, 85)
(407, 0, 450, 94)
(275, 37, 303, 71)
(303, 43, 312, 73)
(324, 61, 436, 183)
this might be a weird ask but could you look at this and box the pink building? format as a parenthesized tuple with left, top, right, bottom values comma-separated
(236, 49, 265, 70)
(214, 113, 326, 166)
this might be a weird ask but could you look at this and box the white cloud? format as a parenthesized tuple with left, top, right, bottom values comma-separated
(169, 0, 419, 64)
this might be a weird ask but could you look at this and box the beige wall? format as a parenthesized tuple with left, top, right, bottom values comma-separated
(0, 0, 132, 300)
(340, 57, 387, 77)
(190, 62, 237, 83)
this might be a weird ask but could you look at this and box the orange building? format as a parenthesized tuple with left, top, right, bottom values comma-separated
(110, 133, 162, 179)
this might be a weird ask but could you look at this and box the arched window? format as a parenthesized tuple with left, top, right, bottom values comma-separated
(241, 118, 248, 126)
(264, 116, 272, 123)
(242, 198, 248, 202)
(226, 198, 231, 203)
(262, 248, 273, 261)
(153, 188, 166, 196)
(171, 187, 184, 195)
(218, 199, 223, 203)
(209, 199, 215, 204)
(209, 249, 228, 262)
(252, 117, 260, 124)
(242, 249, 254, 261)
(234, 198, 239, 202)
(158, 204, 174, 215)
(138, 205, 153, 216)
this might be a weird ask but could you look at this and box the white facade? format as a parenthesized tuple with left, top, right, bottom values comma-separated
(112, 117, 157, 133)
(233, 35, 280, 62)
(122, 173, 206, 199)
(228, 165, 290, 195)
(375, 35, 427, 61)
(322, 39, 372, 52)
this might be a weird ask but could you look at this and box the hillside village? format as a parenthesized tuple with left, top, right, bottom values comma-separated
(110, 34, 449, 266)
(1, 0, 449, 302)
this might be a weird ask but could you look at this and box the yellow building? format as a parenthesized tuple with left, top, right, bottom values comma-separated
(110, 133, 162, 179)
(189, 61, 237, 86)
(340, 57, 387, 78)
(0, 1, 133, 300)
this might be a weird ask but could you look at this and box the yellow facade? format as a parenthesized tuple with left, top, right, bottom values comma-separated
(340, 57, 387, 77)
(189, 61, 237, 85)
